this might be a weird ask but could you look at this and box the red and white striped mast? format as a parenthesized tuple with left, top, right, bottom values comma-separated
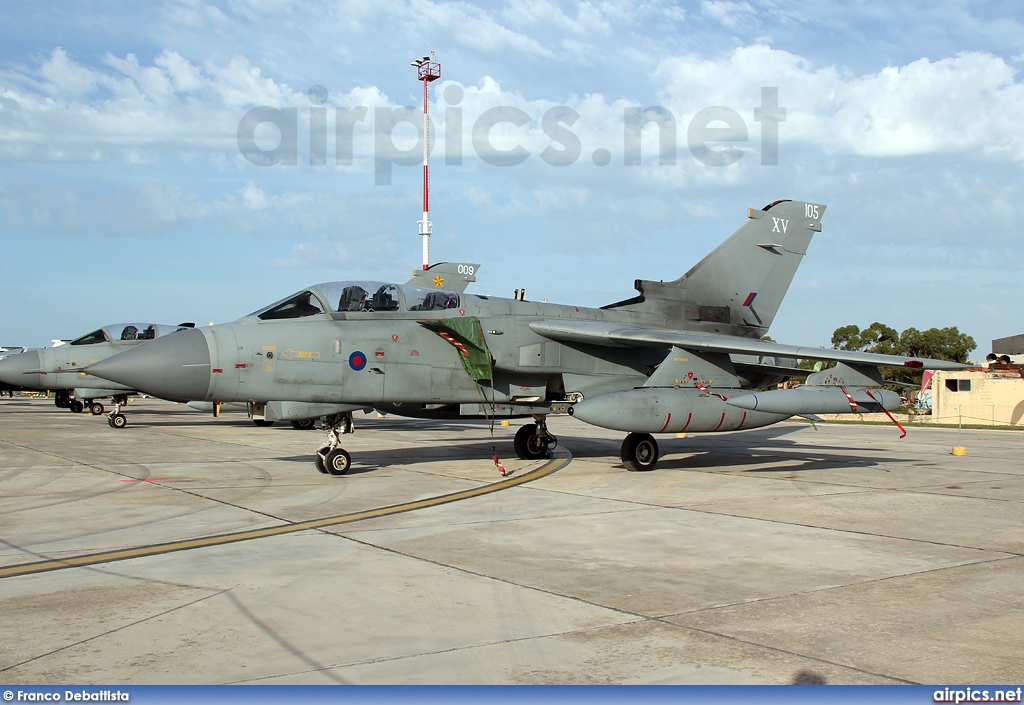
(411, 52, 441, 270)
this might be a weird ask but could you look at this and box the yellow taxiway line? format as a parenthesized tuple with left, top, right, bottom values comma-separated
(0, 454, 569, 580)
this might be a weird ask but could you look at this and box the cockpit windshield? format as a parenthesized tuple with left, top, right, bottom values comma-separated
(70, 329, 108, 346)
(255, 291, 326, 320)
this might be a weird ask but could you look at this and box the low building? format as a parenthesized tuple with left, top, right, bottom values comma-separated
(931, 366, 1024, 427)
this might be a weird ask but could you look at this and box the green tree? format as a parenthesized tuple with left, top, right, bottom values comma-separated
(826, 322, 975, 387)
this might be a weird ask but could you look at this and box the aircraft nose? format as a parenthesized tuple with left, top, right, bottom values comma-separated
(0, 350, 42, 389)
(86, 329, 212, 402)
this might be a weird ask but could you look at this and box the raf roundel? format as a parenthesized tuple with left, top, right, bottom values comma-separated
(349, 351, 367, 371)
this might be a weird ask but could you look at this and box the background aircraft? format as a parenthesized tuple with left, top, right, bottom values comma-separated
(0, 322, 195, 426)
(87, 200, 966, 474)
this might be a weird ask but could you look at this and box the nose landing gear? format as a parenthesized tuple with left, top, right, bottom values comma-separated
(314, 412, 355, 476)
(106, 395, 129, 429)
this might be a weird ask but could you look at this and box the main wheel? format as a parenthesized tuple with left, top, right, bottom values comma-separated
(513, 423, 548, 460)
(89, 402, 104, 415)
(291, 418, 316, 430)
(324, 448, 351, 476)
(620, 432, 659, 472)
(252, 419, 275, 427)
(108, 413, 127, 429)
(69, 400, 84, 413)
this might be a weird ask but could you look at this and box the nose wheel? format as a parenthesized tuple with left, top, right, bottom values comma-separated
(106, 396, 130, 429)
(316, 447, 351, 476)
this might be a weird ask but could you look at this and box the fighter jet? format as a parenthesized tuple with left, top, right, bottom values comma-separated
(87, 200, 967, 474)
(0, 322, 195, 426)
(180, 262, 484, 430)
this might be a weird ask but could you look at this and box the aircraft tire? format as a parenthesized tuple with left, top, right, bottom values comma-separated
(291, 419, 316, 430)
(108, 413, 127, 429)
(89, 402, 104, 415)
(314, 452, 328, 474)
(252, 419, 275, 427)
(324, 448, 351, 476)
(69, 400, 84, 413)
(513, 424, 548, 460)
(621, 433, 658, 472)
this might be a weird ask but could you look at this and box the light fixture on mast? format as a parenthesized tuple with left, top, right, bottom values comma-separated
(411, 52, 441, 270)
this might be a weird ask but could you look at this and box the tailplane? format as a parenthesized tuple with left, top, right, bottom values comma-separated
(605, 200, 825, 338)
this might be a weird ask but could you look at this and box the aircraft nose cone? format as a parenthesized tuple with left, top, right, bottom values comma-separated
(0, 350, 42, 389)
(87, 329, 211, 402)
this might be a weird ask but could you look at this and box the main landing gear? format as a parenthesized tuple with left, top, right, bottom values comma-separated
(314, 412, 354, 476)
(513, 416, 557, 460)
(106, 395, 129, 429)
(620, 432, 659, 471)
(54, 390, 70, 409)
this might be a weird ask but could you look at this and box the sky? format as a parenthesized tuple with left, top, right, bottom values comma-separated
(1, 0, 1022, 356)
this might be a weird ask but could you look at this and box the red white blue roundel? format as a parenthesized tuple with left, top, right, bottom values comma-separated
(349, 351, 367, 370)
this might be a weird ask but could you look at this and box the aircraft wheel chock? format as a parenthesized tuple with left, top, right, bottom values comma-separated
(324, 448, 351, 476)
(621, 432, 658, 472)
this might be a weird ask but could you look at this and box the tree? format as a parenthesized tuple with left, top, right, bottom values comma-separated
(898, 326, 974, 363)
(826, 322, 976, 387)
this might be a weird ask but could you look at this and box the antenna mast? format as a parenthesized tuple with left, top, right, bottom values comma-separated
(411, 52, 441, 269)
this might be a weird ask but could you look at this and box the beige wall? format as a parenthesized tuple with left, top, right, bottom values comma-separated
(932, 369, 1024, 427)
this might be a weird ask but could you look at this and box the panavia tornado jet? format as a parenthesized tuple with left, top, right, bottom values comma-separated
(0, 322, 196, 426)
(181, 262, 483, 429)
(87, 200, 967, 474)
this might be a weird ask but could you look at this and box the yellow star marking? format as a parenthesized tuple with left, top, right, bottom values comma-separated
(432, 275, 445, 288)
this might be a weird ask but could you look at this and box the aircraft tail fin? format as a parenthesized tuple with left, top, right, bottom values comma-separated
(605, 200, 825, 338)
(406, 262, 479, 293)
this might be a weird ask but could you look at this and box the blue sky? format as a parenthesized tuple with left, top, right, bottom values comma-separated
(2, 0, 1023, 355)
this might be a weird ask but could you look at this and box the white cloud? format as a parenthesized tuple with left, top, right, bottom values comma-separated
(655, 45, 1024, 161)
(0, 48, 305, 161)
(700, 0, 756, 30)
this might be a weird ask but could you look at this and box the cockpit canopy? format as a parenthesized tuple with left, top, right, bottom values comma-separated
(252, 281, 460, 321)
(69, 323, 195, 346)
